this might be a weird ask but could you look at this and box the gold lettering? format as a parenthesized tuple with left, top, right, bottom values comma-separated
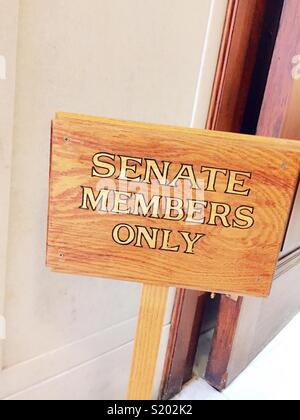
(169, 165, 199, 189)
(233, 206, 255, 229)
(118, 156, 142, 181)
(226, 171, 251, 196)
(112, 191, 132, 214)
(132, 194, 160, 218)
(201, 167, 227, 192)
(160, 230, 180, 252)
(135, 226, 160, 248)
(143, 159, 170, 185)
(80, 187, 109, 211)
(208, 203, 231, 227)
(112, 224, 135, 245)
(186, 200, 207, 224)
(180, 232, 205, 254)
(164, 197, 185, 221)
(92, 153, 116, 178)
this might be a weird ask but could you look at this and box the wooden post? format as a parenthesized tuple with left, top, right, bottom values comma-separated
(127, 284, 169, 400)
(48, 114, 300, 400)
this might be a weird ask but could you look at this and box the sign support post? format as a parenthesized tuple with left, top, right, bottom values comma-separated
(127, 284, 169, 400)
(47, 113, 300, 401)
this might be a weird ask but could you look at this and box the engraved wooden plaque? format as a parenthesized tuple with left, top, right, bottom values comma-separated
(47, 113, 300, 297)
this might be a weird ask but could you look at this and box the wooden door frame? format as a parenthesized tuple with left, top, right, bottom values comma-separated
(0, 0, 20, 371)
(160, 0, 283, 399)
(206, 0, 300, 390)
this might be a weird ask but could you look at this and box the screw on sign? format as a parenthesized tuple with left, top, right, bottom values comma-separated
(47, 113, 300, 400)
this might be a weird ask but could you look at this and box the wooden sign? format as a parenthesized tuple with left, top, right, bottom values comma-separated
(47, 113, 300, 298)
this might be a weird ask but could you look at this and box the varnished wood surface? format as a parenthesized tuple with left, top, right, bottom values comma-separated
(127, 284, 169, 400)
(162, 0, 272, 400)
(160, 290, 206, 400)
(258, 0, 300, 138)
(207, 0, 267, 133)
(205, 295, 243, 390)
(47, 113, 300, 297)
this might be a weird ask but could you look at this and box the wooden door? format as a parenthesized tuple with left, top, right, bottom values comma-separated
(206, 0, 300, 390)
(162, 0, 273, 398)
(161, 0, 294, 397)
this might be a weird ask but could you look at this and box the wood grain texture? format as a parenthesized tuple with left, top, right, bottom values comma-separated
(207, 0, 267, 133)
(241, 0, 284, 134)
(161, 0, 271, 399)
(160, 291, 206, 400)
(206, 0, 300, 390)
(258, 0, 300, 138)
(47, 113, 300, 297)
(127, 284, 169, 400)
(205, 295, 243, 390)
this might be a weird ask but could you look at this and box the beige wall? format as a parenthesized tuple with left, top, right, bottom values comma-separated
(0, 0, 228, 399)
(0, 0, 19, 366)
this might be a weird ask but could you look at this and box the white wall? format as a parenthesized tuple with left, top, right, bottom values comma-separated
(0, 0, 228, 400)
